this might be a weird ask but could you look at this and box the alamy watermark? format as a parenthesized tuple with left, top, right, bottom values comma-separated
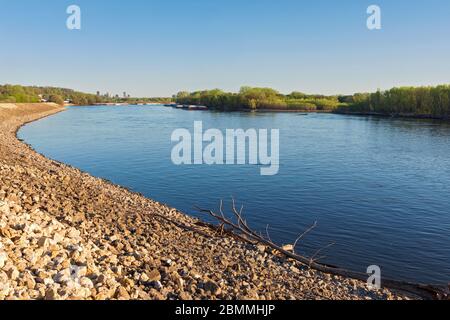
(66, 5, 81, 30)
(171, 122, 280, 176)
(65, 5, 381, 31)
(367, 5, 382, 30)
(367, 265, 382, 289)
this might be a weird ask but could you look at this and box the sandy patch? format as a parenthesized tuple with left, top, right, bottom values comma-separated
(0, 104, 17, 110)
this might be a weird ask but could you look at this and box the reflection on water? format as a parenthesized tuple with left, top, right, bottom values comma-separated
(18, 106, 450, 284)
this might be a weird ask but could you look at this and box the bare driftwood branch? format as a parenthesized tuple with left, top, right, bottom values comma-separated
(309, 242, 335, 266)
(195, 199, 449, 301)
(265, 224, 273, 243)
(293, 221, 317, 253)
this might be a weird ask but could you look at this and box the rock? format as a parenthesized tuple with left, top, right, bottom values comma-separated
(67, 228, 81, 239)
(147, 269, 161, 282)
(0, 201, 10, 215)
(0, 252, 8, 269)
(54, 269, 71, 284)
(176, 276, 184, 289)
(282, 244, 294, 252)
(256, 244, 266, 253)
(79, 277, 94, 289)
(115, 287, 130, 300)
(290, 266, 300, 274)
(152, 281, 163, 290)
(0, 282, 11, 299)
(0, 228, 12, 239)
(203, 280, 221, 295)
(140, 273, 149, 282)
(45, 288, 60, 300)
(70, 266, 87, 278)
(37, 237, 50, 248)
(53, 232, 65, 244)
(22, 271, 36, 289)
(179, 292, 193, 300)
(6, 268, 19, 281)
(96, 274, 106, 284)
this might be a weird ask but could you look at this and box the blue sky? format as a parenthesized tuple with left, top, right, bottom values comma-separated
(1, 0, 449, 97)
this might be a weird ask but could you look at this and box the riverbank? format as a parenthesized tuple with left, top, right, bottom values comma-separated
(0, 103, 418, 300)
(334, 110, 450, 121)
(253, 109, 332, 113)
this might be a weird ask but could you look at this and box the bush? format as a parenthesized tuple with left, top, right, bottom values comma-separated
(49, 95, 64, 105)
(287, 102, 317, 111)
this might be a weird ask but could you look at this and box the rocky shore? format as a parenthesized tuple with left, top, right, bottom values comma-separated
(0, 103, 416, 300)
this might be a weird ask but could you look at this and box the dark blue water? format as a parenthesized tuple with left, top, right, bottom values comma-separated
(18, 106, 450, 284)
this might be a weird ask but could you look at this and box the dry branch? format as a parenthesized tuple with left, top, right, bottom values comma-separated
(195, 199, 449, 301)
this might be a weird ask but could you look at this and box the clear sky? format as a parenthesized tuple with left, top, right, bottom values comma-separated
(1, 0, 449, 97)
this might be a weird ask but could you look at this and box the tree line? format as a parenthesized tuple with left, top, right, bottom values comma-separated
(0, 84, 101, 105)
(0, 84, 172, 106)
(336, 85, 450, 118)
(175, 87, 342, 111)
(3, 83, 450, 118)
(176, 85, 450, 118)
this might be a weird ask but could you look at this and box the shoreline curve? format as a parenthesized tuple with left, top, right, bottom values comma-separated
(0, 103, 417, 300)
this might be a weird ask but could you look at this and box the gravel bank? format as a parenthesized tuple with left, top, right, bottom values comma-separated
(0, 103, 415, 300)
